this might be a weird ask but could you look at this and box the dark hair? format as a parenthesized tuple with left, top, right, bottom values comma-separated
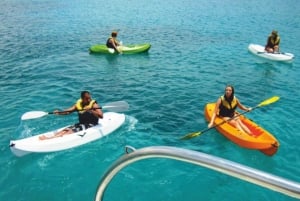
(272, 30, 278, 36)
(81, 91, 90, 99)
(111, 32, 117, 37)
(224, 85, 234, 103)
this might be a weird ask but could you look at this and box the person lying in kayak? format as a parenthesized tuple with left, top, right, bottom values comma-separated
(208, 85, 253, 135)
(39, 91, 103, 140)
(106, 31, 122, 53)
(265, 30, 280, 53)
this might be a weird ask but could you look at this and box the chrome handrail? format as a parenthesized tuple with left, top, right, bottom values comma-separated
(95, 146, 300, 201)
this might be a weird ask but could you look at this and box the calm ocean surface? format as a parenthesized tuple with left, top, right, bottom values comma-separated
(1, 0, 300, 200)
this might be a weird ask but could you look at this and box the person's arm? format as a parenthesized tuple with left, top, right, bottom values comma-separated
(112, 38, 122, 53)
(276, 37, 280, 45)
(114, 38, 121, 46)
(236, 98, 251, 111)
(90, 102, 103, 118)
(208, 98, 221, 128)
(109, 38, 121, 53)
(54, 105, 76, 115)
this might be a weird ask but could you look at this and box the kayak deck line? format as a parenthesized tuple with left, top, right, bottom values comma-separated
(94, 146, 300, 201)
(78, 132, 87, 137)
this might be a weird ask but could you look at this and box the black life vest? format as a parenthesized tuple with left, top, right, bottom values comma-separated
(106, 37, 115, 49)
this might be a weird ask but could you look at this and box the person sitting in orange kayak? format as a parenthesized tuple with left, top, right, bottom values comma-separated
(265, 30, 280, 53)
(208, 85, 253, 135)
(106, 31, 122, 53)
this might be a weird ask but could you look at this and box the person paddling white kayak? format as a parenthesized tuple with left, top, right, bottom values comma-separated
(39, 91, 103, 140)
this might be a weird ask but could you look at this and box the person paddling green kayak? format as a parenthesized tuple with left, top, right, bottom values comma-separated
(106, 31, 122, 54)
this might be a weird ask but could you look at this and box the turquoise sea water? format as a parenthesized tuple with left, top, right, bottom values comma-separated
(1, 0, 300, 200)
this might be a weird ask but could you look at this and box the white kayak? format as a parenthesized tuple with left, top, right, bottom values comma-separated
(10, 112, 125, 157)
(248, 44, 294, 62)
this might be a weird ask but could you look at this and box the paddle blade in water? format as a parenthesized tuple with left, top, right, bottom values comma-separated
(180, 131, 202, 140)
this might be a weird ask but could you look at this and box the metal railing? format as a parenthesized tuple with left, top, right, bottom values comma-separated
(95, 146, 300, 201)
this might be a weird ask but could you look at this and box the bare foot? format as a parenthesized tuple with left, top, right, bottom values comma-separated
(39, 135, 47, 140)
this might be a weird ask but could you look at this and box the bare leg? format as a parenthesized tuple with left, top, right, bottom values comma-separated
(265, 47, 274, 53)
(236, 119, 252, 135)
(226, 117, 252, 136)
(39, 128, 74, 140)
(117, 46, 123, 53)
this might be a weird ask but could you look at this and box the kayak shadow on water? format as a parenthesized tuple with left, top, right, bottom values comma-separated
(253, 60, 294, 76)
(105, 52, 151, 65)
(89, 51, 151, 65)
(104, 54, 120, 65)
(88, 49, 119, 65)
(251, 55, 294, 68)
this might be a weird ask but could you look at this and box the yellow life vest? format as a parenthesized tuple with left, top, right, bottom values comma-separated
(75, 99, 96, 113)
(220, 95, 237, 109)
(270, 35, 280, 45)
(219, 96, 238, 117)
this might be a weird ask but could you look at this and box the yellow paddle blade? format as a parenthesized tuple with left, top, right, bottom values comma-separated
(180, 131, 201, 140)
(257, 96, 280, 107)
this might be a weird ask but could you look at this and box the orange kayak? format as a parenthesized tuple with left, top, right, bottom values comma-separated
(204, 103, 279, 156)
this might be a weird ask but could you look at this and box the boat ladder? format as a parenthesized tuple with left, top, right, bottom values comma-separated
(95, 146, 300, 201)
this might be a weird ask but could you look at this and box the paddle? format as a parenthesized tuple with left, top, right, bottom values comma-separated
(21, 101, 129, 120)
(180, 96, 280, 140)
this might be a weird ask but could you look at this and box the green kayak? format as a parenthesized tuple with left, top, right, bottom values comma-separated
(89, 43, 151, 54)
